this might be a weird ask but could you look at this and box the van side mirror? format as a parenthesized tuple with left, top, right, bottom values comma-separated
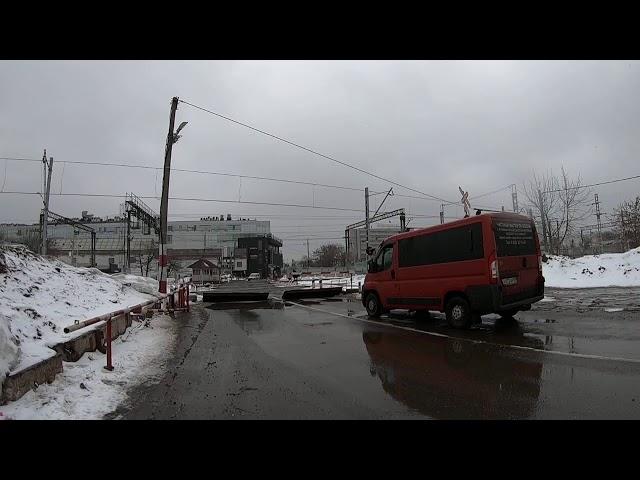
(367, 260, 377, 273)
(366, 246, 375, 256)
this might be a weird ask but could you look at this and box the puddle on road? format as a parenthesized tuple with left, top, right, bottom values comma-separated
(206, 300, 284, 311)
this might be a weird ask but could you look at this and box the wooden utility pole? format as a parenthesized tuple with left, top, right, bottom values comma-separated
(538, 189, 547, 251)
(41, 150, 53, 256)
(159, 97, 179, 294)
(365, 187, 370, 255)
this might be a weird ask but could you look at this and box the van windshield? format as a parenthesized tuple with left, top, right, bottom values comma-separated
(493, 220, 537, 257)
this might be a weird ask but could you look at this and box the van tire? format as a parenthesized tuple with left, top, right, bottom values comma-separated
(445, 297, 472, 329)
(365, 292, 382, 318)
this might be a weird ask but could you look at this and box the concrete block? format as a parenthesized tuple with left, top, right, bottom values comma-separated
(1, 353, 63, 405)
(95, 314, 131, 354)
(52, 330, 98, 362)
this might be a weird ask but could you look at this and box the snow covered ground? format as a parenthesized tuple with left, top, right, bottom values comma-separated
(278, 248, 640, 291)
(0, 314, 176, 420)
(0, 245, 162, 396)
(543, 247, 640, 288)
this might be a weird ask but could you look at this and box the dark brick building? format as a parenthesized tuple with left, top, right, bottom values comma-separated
(237, 234, 283, 279)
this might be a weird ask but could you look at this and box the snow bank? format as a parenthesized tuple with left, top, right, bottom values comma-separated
(1, 314, 176, 420)
(0, 246, 158, 377)
(111, 274, 159, 296)
(543, 247, 640, 288)
(0, 319, 19, 395)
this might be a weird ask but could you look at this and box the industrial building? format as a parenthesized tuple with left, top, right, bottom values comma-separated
(347, 227, 402, 262)
(0, 209, 280, 279)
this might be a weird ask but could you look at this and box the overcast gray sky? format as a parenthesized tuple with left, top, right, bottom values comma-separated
(1, 60, 639, 260)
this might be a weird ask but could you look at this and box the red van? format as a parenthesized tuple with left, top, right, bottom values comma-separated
(361, 212, 544, 328)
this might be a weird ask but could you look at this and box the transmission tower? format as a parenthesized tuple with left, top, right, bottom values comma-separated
(592, 193, 603, 253)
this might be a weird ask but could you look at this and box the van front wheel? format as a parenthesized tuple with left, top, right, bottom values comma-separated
(365, 293, 382, 318)
(445, 297, 472, 329)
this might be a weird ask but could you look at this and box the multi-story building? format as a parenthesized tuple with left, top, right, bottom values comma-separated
(347, 227, 402, 262)
(237, 235, 283, 279)
(0, 212, 275, 277)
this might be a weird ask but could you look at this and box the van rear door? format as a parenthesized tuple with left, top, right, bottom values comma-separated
(492, 219, 540, 303)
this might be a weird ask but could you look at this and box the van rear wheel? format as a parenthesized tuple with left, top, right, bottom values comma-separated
(445, 297, 472, 329)
(365, 293, 382, 318)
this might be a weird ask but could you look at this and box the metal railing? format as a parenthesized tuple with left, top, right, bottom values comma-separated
(62, 284, 190, 371)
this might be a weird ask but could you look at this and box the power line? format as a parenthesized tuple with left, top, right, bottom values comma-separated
(543, 174, 640, 193)
(0, 156, 367, 193)
(0, 156, 517, 208)
(0, 191, 364, 213)
(168, 213, 362, 219)
(178, 99, 455, 203)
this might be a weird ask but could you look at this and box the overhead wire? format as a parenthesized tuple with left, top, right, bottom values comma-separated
(0, 190, 364, 213)
(177, 99, 456, 203)
(0, 157, 367, 193)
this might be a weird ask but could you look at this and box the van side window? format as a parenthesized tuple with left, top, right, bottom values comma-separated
(398, 223, 484, 267)
(375, 244, 394, 271)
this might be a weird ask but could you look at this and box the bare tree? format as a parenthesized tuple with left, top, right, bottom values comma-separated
(137, 239, 156, 277)
(549, 166, 592, 254)
(23, 229, 43, 253)
(612, 196, 640, 250)
(167, 260, 181, 279)
(523, 167, 592, 254)
(522, 170, 558, 250)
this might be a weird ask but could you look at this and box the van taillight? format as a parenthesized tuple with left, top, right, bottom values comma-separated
(489, 253, 499, 281)
(538, 255, 542, 273)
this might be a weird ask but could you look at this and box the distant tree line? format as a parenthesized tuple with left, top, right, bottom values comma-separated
(612, 196, 640, 249)
(292, 243, 346, 269)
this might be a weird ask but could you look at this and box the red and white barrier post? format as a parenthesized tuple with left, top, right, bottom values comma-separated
(105, 316, 114, 371)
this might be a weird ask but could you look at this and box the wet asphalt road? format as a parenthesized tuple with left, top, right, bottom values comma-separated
(116, 287, 640, 420)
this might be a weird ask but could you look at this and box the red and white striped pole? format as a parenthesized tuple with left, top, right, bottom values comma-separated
(159, 97, 180, 296)
(159, 244, 168, 294)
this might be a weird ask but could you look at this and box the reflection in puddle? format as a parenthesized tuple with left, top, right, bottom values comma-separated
(231, 308, 265, 334)
(362, 328, 544, 419)
(207, 300, 283, 311)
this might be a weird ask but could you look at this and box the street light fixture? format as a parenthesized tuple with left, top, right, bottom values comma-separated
(173, 121, 188, 143)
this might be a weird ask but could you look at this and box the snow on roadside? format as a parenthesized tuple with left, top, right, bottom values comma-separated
(280, 274, 367, 292)
(0, 314, 176, 420)
(0, 245, 159, 384)
(0, 320, 19, 393)
(111, 274, 159, 296)
(543, 247, 640, 288)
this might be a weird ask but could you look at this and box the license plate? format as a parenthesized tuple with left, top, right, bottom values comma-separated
(502, 277, 518, 286)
